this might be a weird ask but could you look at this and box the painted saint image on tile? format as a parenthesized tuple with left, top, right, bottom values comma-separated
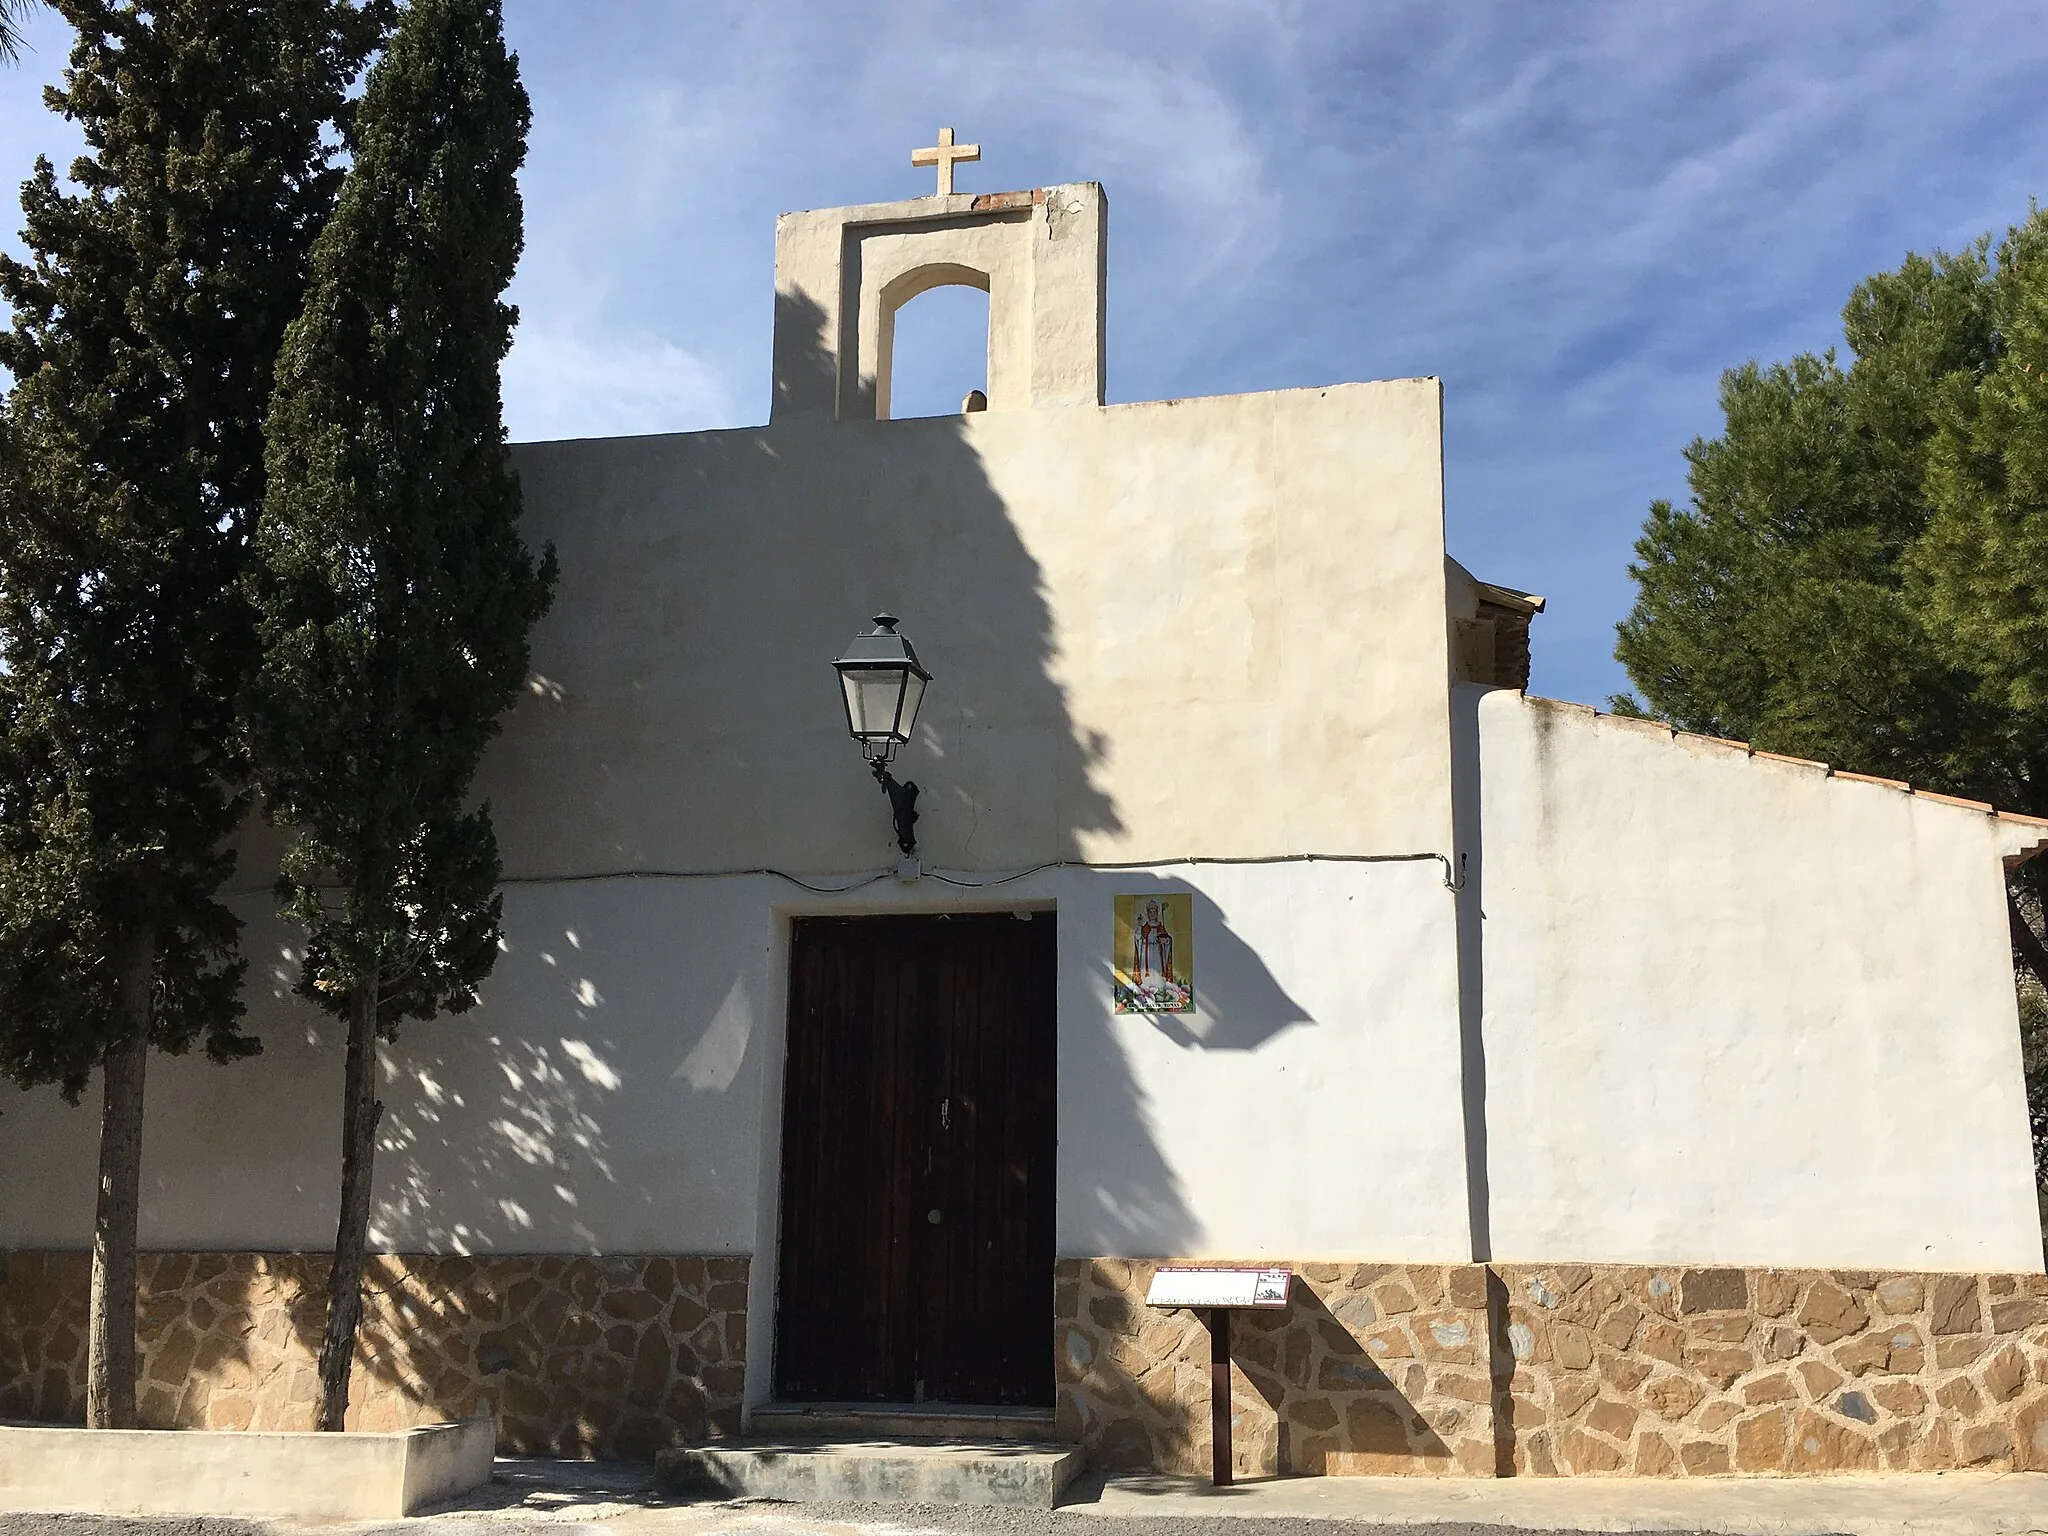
(1113, 892, 1194, 1013)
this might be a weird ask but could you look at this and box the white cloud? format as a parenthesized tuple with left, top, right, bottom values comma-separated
(5, 0, 2047, 703)
(501, 322, 740, 442)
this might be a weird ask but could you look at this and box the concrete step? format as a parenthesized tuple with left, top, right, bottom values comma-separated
(654, 1436, 1088, 1507)
(749, 1402, 1062, 1443)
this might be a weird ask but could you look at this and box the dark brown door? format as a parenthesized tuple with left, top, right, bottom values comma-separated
(775, 912, 1056, 1406)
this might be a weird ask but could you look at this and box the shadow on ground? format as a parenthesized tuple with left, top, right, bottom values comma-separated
(417, 1457, 661, 1518)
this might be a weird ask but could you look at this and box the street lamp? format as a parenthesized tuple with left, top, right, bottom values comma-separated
(833, 614, 931, 857)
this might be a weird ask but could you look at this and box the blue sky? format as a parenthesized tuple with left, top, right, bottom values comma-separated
(4, 1, 2047, 705)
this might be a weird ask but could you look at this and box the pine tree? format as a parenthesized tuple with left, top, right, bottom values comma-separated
(0, 1, 45, 63)
(1614, 207, 2048, 1208)
(1916, 208, 2048, 716)
(0, 0, 384, 1428)
(247, 0, 552, 1431)
(1615, 213, 2048, 987)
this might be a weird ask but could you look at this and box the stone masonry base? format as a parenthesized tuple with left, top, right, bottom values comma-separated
(0, 1251, 746, 1460)
(1054, 1260, 2048, 1477)
(9, 1251, 2046, 1475)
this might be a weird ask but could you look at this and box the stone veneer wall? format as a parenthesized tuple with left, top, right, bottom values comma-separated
(1055, 1259, 2048, 1477)
(0, 1251, 746, 1460)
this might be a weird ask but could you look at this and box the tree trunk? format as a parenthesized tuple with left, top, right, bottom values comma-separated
(2012, 886, 2048, 996)
(316, 976, 383, 1432)
(86, 928, 153, 1429)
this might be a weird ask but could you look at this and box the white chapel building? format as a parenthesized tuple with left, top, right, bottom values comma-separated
(3, 159, 2046, 1480)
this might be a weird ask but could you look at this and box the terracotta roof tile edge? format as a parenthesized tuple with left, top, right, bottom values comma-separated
(1474, 580, 1547, 615)
(1834, 770, 1913, 791)
(1674, 731, 1754, 753)
(1752, 749, 1830, 770)
(1527, 696, 1598, 717)
(1598, 713, 1674, 738)
(1520, 695, 2048, 827)
(1915, 789, 1996, 813)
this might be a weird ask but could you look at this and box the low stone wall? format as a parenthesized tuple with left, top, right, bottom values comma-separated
(0, 1251, 746, 1460)
(1054, 1259, 2048, 1477)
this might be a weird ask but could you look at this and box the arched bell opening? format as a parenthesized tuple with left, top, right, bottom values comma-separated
(874, 262, 991, 421)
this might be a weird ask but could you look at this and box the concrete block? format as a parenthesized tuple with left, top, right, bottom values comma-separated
(749, 1404, 1061, 1442)
(0, 1414, 495, 1519)
(656, 1436, 1087, 1506)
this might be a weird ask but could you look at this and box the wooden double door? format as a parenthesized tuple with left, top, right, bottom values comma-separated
(775, 912, 1056, 1406)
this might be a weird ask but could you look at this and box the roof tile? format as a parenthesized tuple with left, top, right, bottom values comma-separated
(1913, 789, 1996, 813)
(1752, 749, 1829, 771)
(1525, 696, 2044, 832)
(1833, 770, 1913, 791)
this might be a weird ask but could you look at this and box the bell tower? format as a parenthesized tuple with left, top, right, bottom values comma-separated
(769, 135, 1106, 422)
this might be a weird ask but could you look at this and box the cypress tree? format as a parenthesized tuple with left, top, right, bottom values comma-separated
(247, 0, 553, 1431)
(0, 0, 384, 1428)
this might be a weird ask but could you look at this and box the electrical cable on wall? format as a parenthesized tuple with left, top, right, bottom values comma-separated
(235, 852, 1468, 900)
(480, 850, 1469, 894)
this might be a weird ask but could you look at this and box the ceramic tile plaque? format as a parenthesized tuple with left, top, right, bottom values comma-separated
(1113, 892, 1194, 1013)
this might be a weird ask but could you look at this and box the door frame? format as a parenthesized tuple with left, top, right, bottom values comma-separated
(749, 897, 1058, 1414)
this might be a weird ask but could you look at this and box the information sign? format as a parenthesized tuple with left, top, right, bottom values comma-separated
(1141, 1268, 1293, 1488)
(1144, 1266, 1292, 1309)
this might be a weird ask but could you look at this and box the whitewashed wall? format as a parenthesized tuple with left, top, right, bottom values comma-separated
(0, 860, 1472, 1266)
(0, 881, 778, 1255)
(1466, 685, 2045, 1273)
(0, 374, 1466, 1262)
(5, 379, 2042, 1288)
(486, 380, 1456, 879)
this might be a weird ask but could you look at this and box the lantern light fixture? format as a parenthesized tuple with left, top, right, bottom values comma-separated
(832, 614, 930, 858)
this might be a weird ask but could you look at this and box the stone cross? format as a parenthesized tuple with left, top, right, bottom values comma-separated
(911, 127, 980, 197)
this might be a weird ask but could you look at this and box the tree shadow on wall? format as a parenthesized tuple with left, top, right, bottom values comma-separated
(139, 286, 1341, 1459)
(293, 995, 749, 1455)
(443, 284, 1289, 1272)
(1058, 1267, 1460, 1479)
(1241, 1279, 1455, 1475)
(0, 1247, 329, 1433)
(373, 1024, 618, 1257)
(1061, 870, 1315, 1265)
(274, 1249, 748, 1458)
(0, 1250, 90, 1423)
(1099, 874, 1314, 1054)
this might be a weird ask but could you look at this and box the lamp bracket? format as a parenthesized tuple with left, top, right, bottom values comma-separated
(871, 759, 920, 857)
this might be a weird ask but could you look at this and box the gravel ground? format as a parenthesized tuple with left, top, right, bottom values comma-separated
(0, 1519, 276, 1536)
(0, 1477, 1738, 1536)
(0, 1460, 1789, 1536)
(0, 1513, 1730, 1536)
(649, 1505, 1729, 1536)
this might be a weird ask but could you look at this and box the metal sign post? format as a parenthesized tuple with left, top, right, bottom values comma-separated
(1144, 1267, 1292, 1488)
(1208, 1306, 1232, 1485)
